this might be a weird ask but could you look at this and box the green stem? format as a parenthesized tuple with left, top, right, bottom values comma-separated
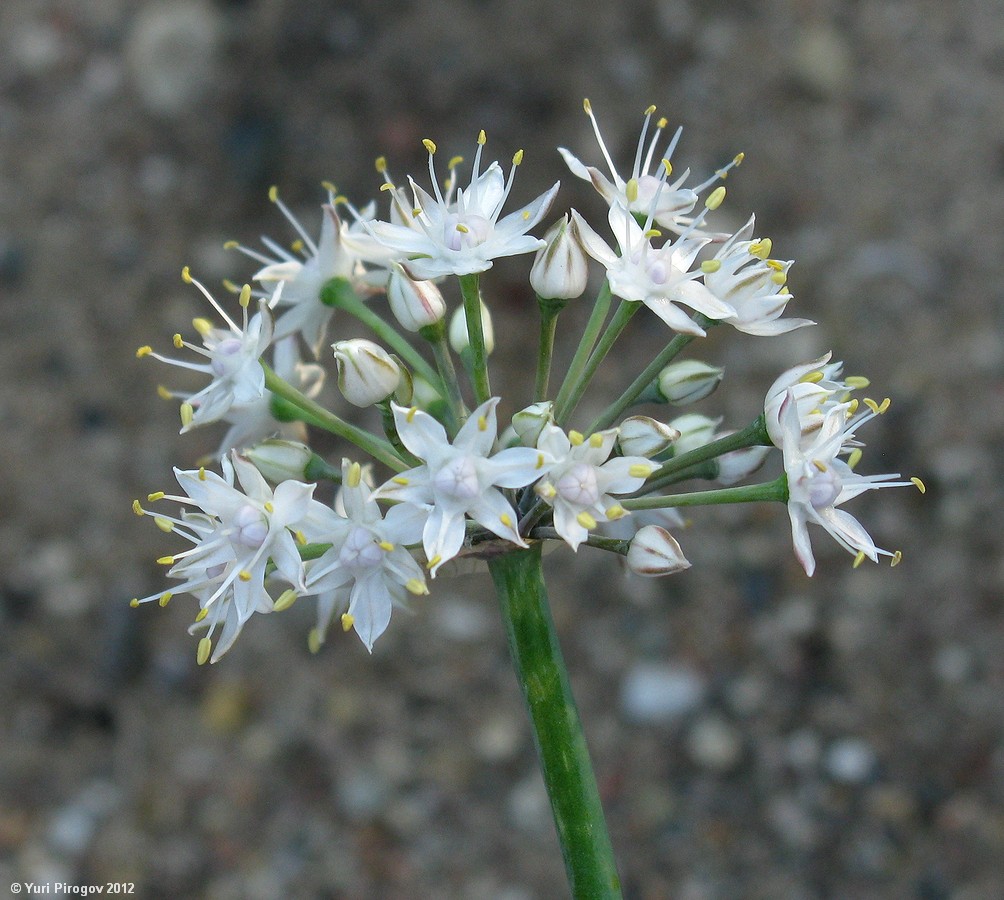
(556, 299, 639, 426)
(262, 364, 407, 472)
(488, 545, 622, 899)
(459, 273, 491, 405)
(640, 415, 771, 495)
(622, 473, 788, 511)
(421, 321, 467, 431)
(321, 278, 442, 389)
(534, 297, 565, 402)
(553, 281, 613, 420)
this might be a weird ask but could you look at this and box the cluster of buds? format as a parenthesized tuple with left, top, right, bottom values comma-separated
(134, 100, 923, 663)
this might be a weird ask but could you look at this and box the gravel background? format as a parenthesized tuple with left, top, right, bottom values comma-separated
(2, 1, 1003, 897)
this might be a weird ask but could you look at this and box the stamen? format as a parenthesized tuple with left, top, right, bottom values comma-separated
(308, 628, 322, 654)
(158, 593, 172, 607)
(569, 430, 584, 446)
(393, 476, 410, 486)
(426, 555, 442, 570)
(347, 462, 362, 488)
(853, 551, 866, 569)
(341, 613, 355, 632)
(891, 551, 903, 566)
(238, 570, 252, 582)
(273, 589, 298, 612)
(589, 433, 604, 448)
(606, 505, 627, 520)
(911, 477, 927, 493)
(179, 403, 193, 428)
(378, 541, 394, 552)
(157, 555, 175, 566)
(629, 464, 653, 478)
(132, 500, 144, 516)
(197, 637, 212, 665)
(705, 186, 726, 210)
(499, 513, 513, 529)
(847, 448, 863, 469)
(577, 511, 597, 530)
(405, 578, 428, 596)
(812, 459, 828, 472)
(154, 517, 174, 533)
(845, 376, 870, 389)
(148, 491, 166, 501)
(701, 260, 722, 274)
(477, 415, 488, 431)
(195, 608, 209, 623)
(136, 346, 152, 358)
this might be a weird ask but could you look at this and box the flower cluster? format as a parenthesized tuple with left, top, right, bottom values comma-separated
(134, 101, 922, 662)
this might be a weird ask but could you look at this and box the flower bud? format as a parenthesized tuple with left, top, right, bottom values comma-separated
(715, 443, 771, 485)
(387, 264, 447, 332)
(657, 359, 724, 405)
(529, 214, 590, 300)
(331, 339, 402, 407)
(617, 416, 680, 458)
(449, 300, 494, 355)
(512, 401, 555, 447)
(667, 413, 720, 455)
(244, 439, 313, 482)
(626, 526, 691, 577)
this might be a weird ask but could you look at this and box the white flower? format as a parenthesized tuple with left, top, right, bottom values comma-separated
(365, 134, 560, 280)
(448, 298, 494, 354)
(374, 398, 548, 575)
(779, 389, 917, 576)
(702, 216, 814, 336)
(132, 452, 315, 663)
(573, 204, 736, 335)
(656, 359, 724, 405)
(558, 99, 742, 233)
(229, 187, 395, 355)
(331, 338, 402, 407)
(301, 460, 429, 651)
(529, 214, 590, 300)
(138, 271, 274, 432)
(534, 424, 655, 551)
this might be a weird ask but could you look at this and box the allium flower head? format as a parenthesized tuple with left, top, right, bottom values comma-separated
(137, 270, 274, 433)
(365, 133, 560, 280)
(374, 399, 549, 575)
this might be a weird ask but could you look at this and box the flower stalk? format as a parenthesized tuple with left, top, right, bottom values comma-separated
(488, 544, 622, 899)
(553, 280, 613, 423)
(459, 273, 493, 405)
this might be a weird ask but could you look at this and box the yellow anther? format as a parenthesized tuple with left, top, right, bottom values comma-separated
(192, 317, 213, 335)
(180, 403, 193, 428)
(589, 432, 604, 448)
(393, 476, 409, 486)
(263, 501, 274, 514)
(308, 628, 323, 654)
(845, 376, 870, 389)
(500, 513, 513, 529)
(656, 116, 668, 129)
(157, 555, 175, 566)
(863, 398, 881, 414)
(474, 415, 487, 432)
(239, 284, 252, 308)
(705, 186, 727, 210)
(173, 333, 184, 349)
(765, 258, 784, 270)
(341, 613, 355, 632)
(375, 156, 387, 173)
(535, 452, 546, 469)
(222, 279, 241, 295)
(132, 500, 144, 516)
(197, 637, 212, 666)
(522, 210, 531, 220)
(891, 550, 903, 567)
(223, 240, 239, 251)
(405, 578, 428, 596)
(378, 540, 394, 552)
(238, 570, 252, 583)
(333, 195, 347, 206)
(628, 464, 653, 478)
(513, 149, 524, 166)
(130, 598, 140, 608)
(569, 430, 584, 446)
(198, 466, 207, 481)
(625, 178, 639, 204)
(273, 589, 298, 612)
(447, 155, 464, 170)
(582, 98, 592, 114)
(321, 180, 337, 193)
(423, 138, 437, 155)
(289, 239, 303, 255)
(847, 448, 863, 470)
(701, 259, 722, 274)
(771, 271, 787, 286)
(412, 207, 422, 218)
(158, 592, 172, 608)
(538, 482, 558, 500)
(644, 228, 662, 240)
(749, 238, 772, 259)
(878, 397, 891, 413)
(148, 491, 166, 502)
(733, 152, 745, 166)
(406, 406, 418, 423)
(606, 505, 627, 520)
(577, 511, 598, 530)
(136, 345, 152, 358)
(379, 182, 394, 192)
(478, 129, 487, 145)
(853, 550, 866, 569)
(455, 222, 470, 234)
(812, 459, 828, 473)
(347, 461, 362, 488)
(799, 370, 824, 384)
(911, 477, 927, 494)
(181, 266, 193, 283)
(846, 398, 860, 414)
(644, 104, 657, 116)
(194, 608, 209, 623)
(268, 185, 279, 203)
(154, 516, 174, 533)
(294, 530, 306, 545)
(661, 158, 673, 177)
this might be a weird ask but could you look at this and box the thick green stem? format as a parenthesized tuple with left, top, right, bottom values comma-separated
(553, 281, 613, 421)
(488, 545, 622, 899)
(459, 273, 492, 405)
(262, 364, 406, 471)
(623, 473, 788, 511)
(535, 297, 565, 402)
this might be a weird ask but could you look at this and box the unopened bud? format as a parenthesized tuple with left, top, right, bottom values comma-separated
(449, 300, 494, 355)
(529, 214, 590, 300)
(244, 440, 313, 482)
(626, 525, 691, 577)
(715, 443, 771, 485)
(668, 413, 720, 455)
(657, 359, 724, 405)
(387, 264, 447, 331)
(512, 401, 555, 447)
(332, 339, 402, 407)
(617, 416, 680, 458)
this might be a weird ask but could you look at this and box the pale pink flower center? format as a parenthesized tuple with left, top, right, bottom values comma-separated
(432, 455, 481, 500)
(803, 464, 842, 509)
(211, 337, 245, 377)
(339, 526, 383, 572)
(443, 214, 492, 251)
(556, 462, 600, 507)
(233, 503, 268, 548)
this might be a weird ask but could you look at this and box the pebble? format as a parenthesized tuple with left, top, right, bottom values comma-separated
(686, 715, 743, 773)
(620, 662, 707, 725)
(824, 737, 878, 785)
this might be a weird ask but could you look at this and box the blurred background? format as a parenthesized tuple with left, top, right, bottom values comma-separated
(2, 0, 1003, 897)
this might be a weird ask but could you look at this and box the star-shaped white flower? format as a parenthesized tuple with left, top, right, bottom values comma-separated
(534, 424, 655, 551)
(780, 389, 918, 576)
(573, 204, 736, 335)
(702, 216, 814, 336)
(365, 134, 559, 280)
(300, 460, 429, 652)
(374, 398, 549, 575)
(132, 452, 315, 662)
